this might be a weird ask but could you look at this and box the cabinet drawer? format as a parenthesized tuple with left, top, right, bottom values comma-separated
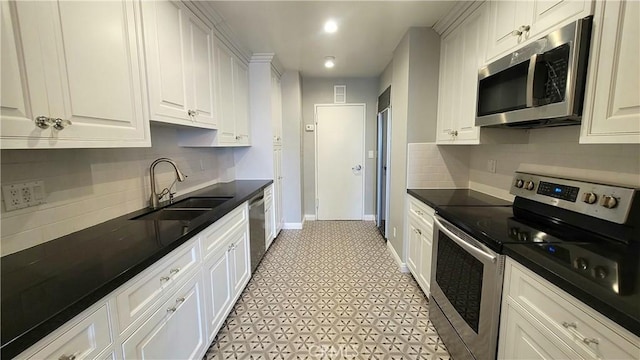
(25, 305, 112, 360)
(505, 260, 640, 359)
(408, 195, 435, 227)
(201, 203, 248, 260)
(115, 240, 200, 334)
(121, 272, 206, 360)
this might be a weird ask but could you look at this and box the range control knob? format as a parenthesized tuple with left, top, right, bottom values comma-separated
(574, 258, 589, 271)
(515, 179, 524, 188)
(582, 192, 598, 204)
(524, 181, 535, 191)
(600, 195, 618, 209)
(593, 266, 608, 279)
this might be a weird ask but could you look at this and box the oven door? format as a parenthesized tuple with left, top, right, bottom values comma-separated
(430, 215, 504, 360)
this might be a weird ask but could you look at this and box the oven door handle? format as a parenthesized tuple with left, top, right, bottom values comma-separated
(433, 217, 497, 264)
(526, 53, 538, 107)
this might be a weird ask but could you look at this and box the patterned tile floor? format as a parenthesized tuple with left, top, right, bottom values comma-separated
(205, 221, 450, 360)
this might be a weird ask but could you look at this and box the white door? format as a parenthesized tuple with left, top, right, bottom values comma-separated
(315, 104, 365, 220)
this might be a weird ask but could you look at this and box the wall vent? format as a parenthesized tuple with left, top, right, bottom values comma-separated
(334, 85, 346, 104)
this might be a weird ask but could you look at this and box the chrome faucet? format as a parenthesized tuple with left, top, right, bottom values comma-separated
(149, 158, 187, 209)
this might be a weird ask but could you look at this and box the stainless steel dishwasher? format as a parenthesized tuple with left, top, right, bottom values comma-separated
(249, 192, 266, 273)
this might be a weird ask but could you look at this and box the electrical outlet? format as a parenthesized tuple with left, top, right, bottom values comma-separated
(2, 181, 46, 211)
(487, 159, 497, 173)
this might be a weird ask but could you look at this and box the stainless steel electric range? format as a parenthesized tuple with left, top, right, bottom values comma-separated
(429, 172, 639, 360)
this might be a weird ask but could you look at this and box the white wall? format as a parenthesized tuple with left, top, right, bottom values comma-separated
(301, 77, 379, 217)
(1, 124, 235, 256)
(469, 126, 640, 199)
(281, 70, 304, 225)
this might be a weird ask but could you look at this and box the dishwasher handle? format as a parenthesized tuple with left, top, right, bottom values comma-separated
(249, 195, 265, 209)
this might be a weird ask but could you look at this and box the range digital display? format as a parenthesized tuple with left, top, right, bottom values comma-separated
(537, 181, 580, 202)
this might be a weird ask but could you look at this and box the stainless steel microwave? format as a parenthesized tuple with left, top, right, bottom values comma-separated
(476, 17, 592, 128)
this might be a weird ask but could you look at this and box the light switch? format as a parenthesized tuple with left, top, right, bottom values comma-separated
(305, 124, 315, 132)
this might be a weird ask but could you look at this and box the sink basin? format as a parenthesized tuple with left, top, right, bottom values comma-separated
(131, 197, 232, 221)
(132, 208, 211, 221)
(166, 197, 232, 210)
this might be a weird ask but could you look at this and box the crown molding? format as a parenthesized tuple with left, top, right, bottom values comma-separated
(433, 0, 484, 37)
(251, 53, 285, 77)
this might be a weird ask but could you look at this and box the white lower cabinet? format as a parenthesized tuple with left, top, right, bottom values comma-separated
(405, 195, 435, 296)
(121, 272, 207, 360)
(499, 258, 640, 360)
(16, 202, 254, 360)
(265, 184, 275, 249)
(19, 305, 112, 360)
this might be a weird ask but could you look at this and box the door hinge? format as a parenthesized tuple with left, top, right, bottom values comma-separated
(316, 198, 319, 209)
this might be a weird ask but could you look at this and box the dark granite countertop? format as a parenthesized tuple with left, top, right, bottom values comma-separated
(1, 180, 272, 359)
(407, 188, 512, 208)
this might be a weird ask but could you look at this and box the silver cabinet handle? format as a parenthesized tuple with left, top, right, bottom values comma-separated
(53, 118, 72, 131)
(35, 116, 52, 129)
(187, 109, 197, 117)
(175, 297, 185, 305)
(583, 338, 599, 345)
(352, 165, 362, 171)
(512, 24, 531, 36)
(236, 135, 242, 140)
(59, 353, 77, 360)
(166, 306, 176, 313)
(160, 276, 170, 282)
(562, 321, 577, 329)
(169, 268, 180, 275)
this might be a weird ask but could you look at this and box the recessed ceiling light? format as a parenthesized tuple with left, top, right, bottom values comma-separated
(324, 20, 338, 33)
(324, 56, 335, 68)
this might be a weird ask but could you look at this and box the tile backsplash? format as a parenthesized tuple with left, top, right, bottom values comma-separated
(1, 124, 235, 256)
(407, 143, 470, 188)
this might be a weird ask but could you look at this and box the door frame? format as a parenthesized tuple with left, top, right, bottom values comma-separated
(376, 106, 392, 238)
(314, 103, 367, 220)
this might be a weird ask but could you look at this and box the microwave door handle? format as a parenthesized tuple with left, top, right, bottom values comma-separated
(526, 53, 538, 107)
(433, 217, 497, 264)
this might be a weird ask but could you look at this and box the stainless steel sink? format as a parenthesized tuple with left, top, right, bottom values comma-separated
(166, 197, 232, 210)
(131, 197, 232, 221)
(132, 208, 211, 221)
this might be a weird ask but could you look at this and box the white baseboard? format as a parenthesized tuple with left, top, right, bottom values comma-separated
(283, 222, 303, 230)
(363, 214, 375, 221)
(387, 241, 409, 273)
(304, 214, 316, 221)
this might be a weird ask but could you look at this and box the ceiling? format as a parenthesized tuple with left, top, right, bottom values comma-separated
(209, 1, 458, 78)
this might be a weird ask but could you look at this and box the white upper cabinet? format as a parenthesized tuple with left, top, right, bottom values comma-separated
(580, 0, 640, 144)
(234, 60, 250, 145)
(436, 4, 486, 144)
(271, 72, 283, 145)
(214, 36, 236, 143)
(486, 0, 593, 62)
(1, 0, 150, 149)
(142, 0, 216, 128)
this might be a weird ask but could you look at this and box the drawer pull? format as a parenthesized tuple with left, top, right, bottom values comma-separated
(160, 276, 170, 282)
(59, 353, 78, 360)
(562, 321, 577, 329)
(175, 297, 185, 304)
(582, 337, 599, 345)
(169, 268, 181, 275)
(166, 306, 177, 313)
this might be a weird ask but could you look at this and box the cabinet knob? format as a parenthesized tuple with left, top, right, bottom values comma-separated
(236, 135, 242, 140)
(59, 353, 77, 360)
(35, 116, 53, 129)
(160, 276, 170, 282)
(166, 306, 177, 313)
(187, 109, 197, 117)
(561, 321, 577, 329)
(416, 228, 422, 235)
(169, 268, 181, 275)
(511, 24, 531, 36)
(52, 118, 72, 131)
(582, 337, 599, 346)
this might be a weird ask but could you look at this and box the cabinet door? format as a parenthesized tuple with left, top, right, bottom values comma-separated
(228, 226, 250, 295)
(214, 37, 237, 144)
(406, 216, 421, 275)
(436, 27, 462, 143)
(529, 0, 590, 39)
(203, 245, 232, 343)
(122, 274, 206, 360)
(418, 230, 433, 295)
(456, 4, 486, 142)
(581, 0, 640, 144)
(265, 205, 274, 249)
(187, 11, 217, 128)
(4, 0, 148, 148)
(273, 148, 284, 235)
(486, 0, 531, 62)
(271, 72, 283, 145)
(0, 2, 31, 131)
(142, 0, 191, 125)
(234, 60, 250, 144)
(498, 302, 580, 359)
